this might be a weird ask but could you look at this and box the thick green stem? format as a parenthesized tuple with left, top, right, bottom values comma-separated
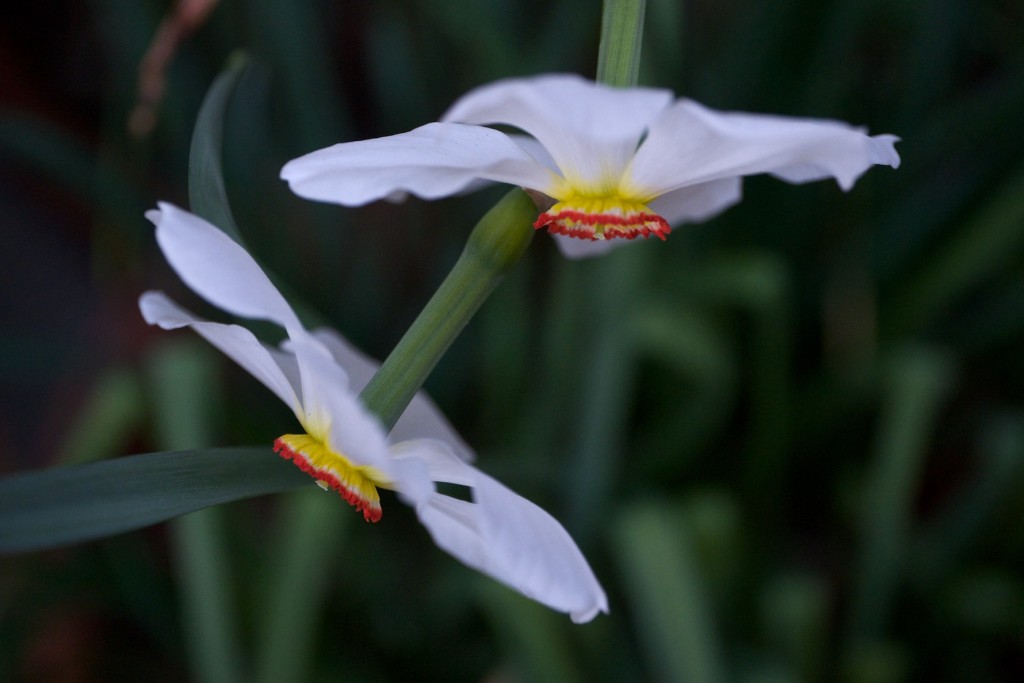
(360, 189, 536, 429)
(597, 0, 647, 87)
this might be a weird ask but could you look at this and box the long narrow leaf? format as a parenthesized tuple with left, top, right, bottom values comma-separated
(254, 492, 348, 683)
(0, 447, 309, 554)
(885, 162, 1024, 335)
(150, 341, 246, 683)
(189, 52, 249, 244)
(479, 581, 583, 683)
(565, 248, 646, 542)
(612, 502, 727, 683)
(846, 347, 953, 641)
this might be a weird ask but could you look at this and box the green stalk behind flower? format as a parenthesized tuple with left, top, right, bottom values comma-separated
(597, 0, 647, 87)
(360, 189, 536, 428)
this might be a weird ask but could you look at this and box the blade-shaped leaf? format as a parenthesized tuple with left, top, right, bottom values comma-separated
(611, 502, 727, 683)
(0, 447, 311, 554)
(189, 52, 249, 245)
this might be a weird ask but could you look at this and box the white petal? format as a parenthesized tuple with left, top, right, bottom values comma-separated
(551, 234, 626, 259)
(627, 99, 901, 196)
(511, 134, 628, 260)
(148, 203, 302, 331)
(507, 134, 559, 173)
(648, 176, 743, 225)
(769, 133, 901, 185)
(470, 472, 608, 622)
(311, 329, 475, 461)
(287, 340, 394, 473)
(400, 442, 608, 622)
(443, 74, 672, 193)
(307, 329, 376, 388)
(390, 438, 475, 488)
(281, 122, 559, 205)
(139, 291, 300, 412)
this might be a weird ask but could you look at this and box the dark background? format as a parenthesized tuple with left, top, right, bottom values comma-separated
(2, 0, 1024, 681)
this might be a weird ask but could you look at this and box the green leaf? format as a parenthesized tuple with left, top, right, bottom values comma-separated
(254, 492, 349, 683)
(0, 447, 310, 554)
(563, 247, 647, 542)
(189, 52, 249, 245)
(55, 366, 145, 466)
(611, 502, 727, 683)
(597, 0, 647, 87)
(846, 347, 954, 641)
(0, 114, 147, 239)
(148, 340, 246, 683)
(479, 581, 583, 683)
(885, 162, 1024, 336)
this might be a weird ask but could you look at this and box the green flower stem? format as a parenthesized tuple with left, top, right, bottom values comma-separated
(360, 189, 536, 430)
(597, 0, 647, 87)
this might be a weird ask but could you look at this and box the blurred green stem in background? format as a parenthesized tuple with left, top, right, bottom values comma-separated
(612, 503, 726, 683)
(565, 0, 650, 539)
(597, 0, 646, 87)
(847, 347, 953, 643)
(149, 341, 246, 683)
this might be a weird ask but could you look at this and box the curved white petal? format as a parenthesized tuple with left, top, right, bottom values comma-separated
(769, 133, 900, 185)
(627, 99, 901, 196)
(310, 328, 475, 461)
(148, 203, 302, 331)
(648, 176, 743, 226)
(507, 134, 559, 173)
(443, 74, 672, 194)
(139, 291, 301, 412)
(396, 441, 608, 622)
(264, 344, 303, 405)
(281, 122, 559, 205)
(289, 341, 394, 474)
(389, 438, 475, 488)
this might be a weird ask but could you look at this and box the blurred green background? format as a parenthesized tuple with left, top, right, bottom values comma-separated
(2, 0, 1024, 681)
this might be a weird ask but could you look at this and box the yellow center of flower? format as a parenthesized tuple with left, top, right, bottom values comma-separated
(533, 191, 670, 242)
(274, 433, 389, 522)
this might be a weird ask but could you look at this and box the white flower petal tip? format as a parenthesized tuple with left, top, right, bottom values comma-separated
(628, 99, 902, 196)
(397, 442, 608, 622)
(868, 134, 902, 170)
(280, 122, 556, 207)
(139, 290, 189, 329)
(414, 484, 609, 622)
(146, 202, 301, 330)
(284, 74, 900, 255)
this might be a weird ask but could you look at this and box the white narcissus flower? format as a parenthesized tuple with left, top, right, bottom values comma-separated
(139, 202, 607, 623)
(281, 74, 900, 259)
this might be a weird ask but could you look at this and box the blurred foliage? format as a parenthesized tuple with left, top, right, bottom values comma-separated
(2, 0, 1024, 681)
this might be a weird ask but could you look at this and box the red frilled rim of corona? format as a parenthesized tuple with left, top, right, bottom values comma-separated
(534, 209, 671, 241)
(274, 435, 383, 523)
